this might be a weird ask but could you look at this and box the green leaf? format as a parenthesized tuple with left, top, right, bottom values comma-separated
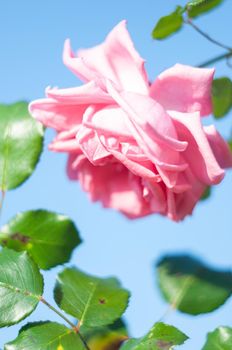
(200, 186, 211, 201)
(4, 322, 85, 350)
(83, 319, 128, 350)
(54, 268, 130, 328)
(0, 210, 81, 270)
(0, 248, 43, 327)
(202, 327, 232, 350)
(157, 255, 232, 315)
(120, 322, 188, 350)
(152, 7, 184, 40)
(187, 0, 224, 18)
(212, 78, 232, 118)
(0, 102, 44, 190)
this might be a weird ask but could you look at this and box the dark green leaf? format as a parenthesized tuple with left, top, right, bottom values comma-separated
(0, 102, 44, 190)
(83, 319, 128, 350)
(120, 322, 188, 350)
(0, 248, 43, 327)
(212, 78, 232, 118)
(152, 7, 184, 40)
(4, 322, 85, 350)
(187, 0, 224, 18)
(202, 327, 232, 350)
(0, 210, 81, 269)
(157, 255, 232, 315)
(54, 268, 130, 328)
(200, 186, 211, 201)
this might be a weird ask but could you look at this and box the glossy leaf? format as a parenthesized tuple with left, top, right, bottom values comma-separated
(120, 322, 188, 350)
(212, 77, 232, 118)
(187, 0, 224, 17)
(0, 248, 43, 327)
(0, 210, 81, 269)
(157, 255, 232, 315)
(54, 268, 130, 327)
(84, 319, 128, 350)
(152, 7, 184, 40)
(0, 102, 44, 190)
(4, 322, 85, 350)
(202, 327, 232, 350)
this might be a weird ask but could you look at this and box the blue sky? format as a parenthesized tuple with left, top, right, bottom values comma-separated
(0, 0, 232, 348)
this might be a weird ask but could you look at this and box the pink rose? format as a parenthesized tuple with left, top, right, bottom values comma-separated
(29, 21, 232, 221)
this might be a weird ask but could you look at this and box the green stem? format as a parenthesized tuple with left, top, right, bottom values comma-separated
(198, 51, 232, 67)
(185, 17, 232, 52)
(40, 297, 91, 350)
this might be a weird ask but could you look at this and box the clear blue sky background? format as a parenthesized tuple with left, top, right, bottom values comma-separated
(0, 1, 232, 349)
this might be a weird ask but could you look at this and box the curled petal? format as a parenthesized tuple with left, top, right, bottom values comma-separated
(55, 126, 80, 141)
(109, 148, 161, 182)
(204, 125, 232, 169)
(46, 81, 113, 104)
(170, 111, 225, 185)
(150, 64, 214, 116)
(63, 39, 95, 82)
(49, 138, 80, 152)
(64, 21, 149, 93)
(29, 98, 88, 131)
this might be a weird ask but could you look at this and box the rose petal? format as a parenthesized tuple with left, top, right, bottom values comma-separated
(106, 81, 188, 188)
(150, 64, 214, 116)
(46, 80, 113, 104)
(75, 159, 152, 218)
(29, 98, 88, 131)
(67, 153, 85, 180)
(143, 180, 167, 214)
(204, 125, 232, 169)
(64, 21, 149, 94)
(109, 148, 161, 182)
(83, 105, 133, 140)
(173, 168, 206, 221)
(170, 110, 225, 185)
(77, 125, 111, 165)
(63, 39, 94, 82)
(49, 138, 80, 152)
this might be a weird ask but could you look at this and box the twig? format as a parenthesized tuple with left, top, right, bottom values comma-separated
(198, 51, 232, 67)
(185, 17, 232, 52)
(39, 297, 91, 350)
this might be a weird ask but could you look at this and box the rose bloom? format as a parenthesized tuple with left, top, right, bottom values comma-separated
(29, 21, 232, 221)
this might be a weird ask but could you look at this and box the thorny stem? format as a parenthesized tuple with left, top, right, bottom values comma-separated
(39, 297, 91, 350)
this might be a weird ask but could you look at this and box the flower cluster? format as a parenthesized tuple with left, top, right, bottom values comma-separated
(29, 21, 232, 221)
